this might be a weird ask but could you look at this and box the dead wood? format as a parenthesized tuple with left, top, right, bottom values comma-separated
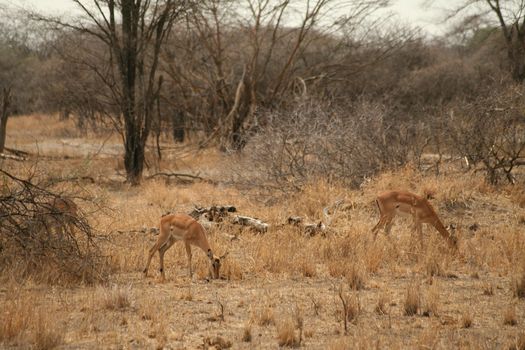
(0, 152, 27, 161)
(4, 147, 31, 157)
(189, 205, 237, 222)
(0, 168, 106, 284)
(287, 199, 343, 236)
(146, 172, 215, 184)
(44, 175, 96, 185)
(232, 215, 269, 233)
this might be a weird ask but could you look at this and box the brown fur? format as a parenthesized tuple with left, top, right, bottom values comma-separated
(143, 213, 224, 281)
(371, 190, 457, 248)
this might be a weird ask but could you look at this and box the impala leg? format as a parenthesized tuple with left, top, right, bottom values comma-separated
(372, 214, 394, 240)
(143, 235, 169, 277)
(384, 216, 394, 236)
(143, 243, 158, 277)
(185, 242, 193, 279)
(371, 216, 386, 239)
(158, 236, 176, 282)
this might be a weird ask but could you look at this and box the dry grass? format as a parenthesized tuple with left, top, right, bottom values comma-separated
(101, 285, 132, 311)
(242, 323, 252, 342)
(1, 115, 525, 348)
(404, 282, 421, 316)
(503, 305, 518, 326)
(346, 263, 366, 290)
(482, 282, 494, 296)
(0, 295, 32, 344)
(32, 310, 63, 350)
(0, 292, 63, 349)
(513, 269, 525, 299)
(374, 293, 389, 316)
(276, 317, 301, 348)
(422, 283, 440, 317)
(252, 305, 275, 327)
(509, 333, 525, 350)
(461, 310, 474, 328)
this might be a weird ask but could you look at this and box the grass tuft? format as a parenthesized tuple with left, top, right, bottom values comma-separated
(404, 282, 420, 316)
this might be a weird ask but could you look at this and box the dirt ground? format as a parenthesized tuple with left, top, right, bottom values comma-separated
(1, 115, 525, 349)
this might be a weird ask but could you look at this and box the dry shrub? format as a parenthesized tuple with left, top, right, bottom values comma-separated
(503, 305, 518, 326)
(205, 336, 232, 349)
(33, 310, 63, 350)
(276, 317, 301, 348)
(177, 285, 193, 301)
(101, 285, 132, 311)
(296, 253, 317, 278)
(506, 187, 525, 208)
(235, 101, 412, 193)
(424, 253, 444, 278)
(346, 263, 366, 290)
(252, 305, 275, 326)
(513, 269, 525, 299)
(327, 260, 367, 290)
(0, 170, 107, 285)
(0, 296, 32, 343)
(0, 294, 63, 349)
(139, 297, 155, 321)
(509, 333, 525, 350)
(276, 308, 303, 348)
(375, 294, 389, 316)
(404, 282, 421, 316)
(364, 243, 383, 273)
(338, 286, 360, 334)
(242, 323, 252, 342)
(461, 310, 473, 328)
(328, 260, 347, 278)
(221, 257, 243, 280)
(482, 282, 494, 296)
(150, 317, 168, 348)
(254, 232, 294, 274)
(422, 283, 440, 317)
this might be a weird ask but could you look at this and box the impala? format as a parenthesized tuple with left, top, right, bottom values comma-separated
(143, 213, 226, 281)
(40, 197, 79, 237)
(371, 190, 457, 248)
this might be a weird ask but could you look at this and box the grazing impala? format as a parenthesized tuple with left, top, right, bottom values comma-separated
(371, 190, 457, 248)
(143, 213, 226, 281)
(40, 197, 79, 237)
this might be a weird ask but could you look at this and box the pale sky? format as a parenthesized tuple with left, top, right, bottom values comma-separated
(2, 0, 453, 36)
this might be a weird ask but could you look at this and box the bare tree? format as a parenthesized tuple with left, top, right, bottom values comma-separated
(449, 0, 525, 82)
(32, 0, 188, 184)
(447, 85, 525, 184)
(162, 0, 393, 151)
(0, 87, 11, 154)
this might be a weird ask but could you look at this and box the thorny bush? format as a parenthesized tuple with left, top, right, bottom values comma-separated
(0, 169, 107, 285)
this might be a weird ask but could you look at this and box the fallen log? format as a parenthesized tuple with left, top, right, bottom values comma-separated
(232, 215, 269, 233)
(0, 152, 27, 161)
(189, 205, 237, 222)
(287, 216, 329, 237)
(5, 147, 30, 157)
(146, 172, 216, 185)
(303, 222, 327, 237)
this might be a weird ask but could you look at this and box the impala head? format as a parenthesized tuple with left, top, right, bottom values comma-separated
(207, 249, 228, 279)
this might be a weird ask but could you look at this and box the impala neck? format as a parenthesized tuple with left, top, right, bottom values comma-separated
(193, 223, 213, 258)
(430, 217, 455, 246)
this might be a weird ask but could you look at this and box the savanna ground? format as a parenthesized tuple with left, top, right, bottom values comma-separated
(1, 114, 525, 350)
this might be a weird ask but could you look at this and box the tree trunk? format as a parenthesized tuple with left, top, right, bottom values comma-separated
(0, 87, 12, 154)
(124, 125, 146, 185)
(172, 111, 185, 143)
(509, 42, 525, 82)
